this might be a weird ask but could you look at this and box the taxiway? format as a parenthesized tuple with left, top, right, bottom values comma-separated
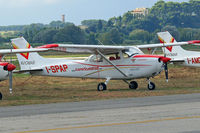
(1, 93, 200, 133)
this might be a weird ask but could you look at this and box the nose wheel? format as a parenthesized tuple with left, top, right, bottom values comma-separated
(97, 83, 107, 91)
(147, 80, 156, 90)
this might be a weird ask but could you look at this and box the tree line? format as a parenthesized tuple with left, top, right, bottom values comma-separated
(0, 0, 200, 45)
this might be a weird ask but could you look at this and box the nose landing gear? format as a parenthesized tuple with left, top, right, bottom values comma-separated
(97, 77, 111, 91)
(147, 78, 156, 90)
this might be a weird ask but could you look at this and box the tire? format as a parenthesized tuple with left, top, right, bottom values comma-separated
(97, 83, 107, 91)
(129, 81, 138, 89)
(148, 82, 156, 90)
(0, 92, 2, 100)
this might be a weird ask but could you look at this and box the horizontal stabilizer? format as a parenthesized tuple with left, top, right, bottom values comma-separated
(170, 60, 185, 63)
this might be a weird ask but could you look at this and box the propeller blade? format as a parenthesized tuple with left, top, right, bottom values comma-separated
(8, 71, 13, 94)
(164, 63, 168, 82)
(9, 43, 14, 94)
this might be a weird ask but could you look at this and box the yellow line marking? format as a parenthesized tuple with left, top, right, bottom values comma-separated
(15, 116, 200, 133)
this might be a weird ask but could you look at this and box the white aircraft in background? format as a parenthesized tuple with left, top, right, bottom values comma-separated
(0, 48, 48, 100)
(11, 37, 199, 92)
(158, 31, 200, 67)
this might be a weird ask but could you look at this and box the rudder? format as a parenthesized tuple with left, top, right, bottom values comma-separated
(11, 37, 44, 70)
(157, 31, 186, 60)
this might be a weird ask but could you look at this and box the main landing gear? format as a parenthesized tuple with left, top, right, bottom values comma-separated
(97, 77, 110, 91)
(129, 81, 138, 90)
(97, 78, 156, 91)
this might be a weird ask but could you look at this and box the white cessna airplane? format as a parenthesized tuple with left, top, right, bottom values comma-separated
(11, 37, 199, 92)
(157, 31, 200, 67)
(0, 48, 48, 100)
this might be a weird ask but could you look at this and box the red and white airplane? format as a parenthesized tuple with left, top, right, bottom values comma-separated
(11, 37, 199, 92)
(0, 48, 48, 100)
(158, 31, 200, 67)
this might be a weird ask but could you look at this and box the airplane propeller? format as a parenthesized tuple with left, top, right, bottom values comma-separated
(162, 43, 170, 82)
(8, 68, 13, 94)
(164, 62, 168, 82)
(9, 43, 14, 94)
(159, 57, 171, 82)
(3, 63, 16, 94)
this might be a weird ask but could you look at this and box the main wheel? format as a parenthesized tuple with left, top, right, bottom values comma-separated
(129, 81, 138, 89)
(0, 92, 2, 100)
(97, 83, 107, 91)
(148, 82, 155, 90)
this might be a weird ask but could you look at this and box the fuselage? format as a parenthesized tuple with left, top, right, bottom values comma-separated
(174, 56, 200, 67)
(0, 66, 8, 81)
(30, 55, 164, 80)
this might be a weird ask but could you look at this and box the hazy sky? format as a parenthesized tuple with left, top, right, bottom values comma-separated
(0, 0, 189, 26)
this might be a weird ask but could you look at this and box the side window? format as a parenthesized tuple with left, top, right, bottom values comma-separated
(109, 54, 121, 61)
(87, 55, 103, 62)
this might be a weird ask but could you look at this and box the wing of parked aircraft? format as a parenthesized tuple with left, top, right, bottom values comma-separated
(0, 48, 48, 54)
(39, 41, 199, 55)
(0, 48, 48, 61)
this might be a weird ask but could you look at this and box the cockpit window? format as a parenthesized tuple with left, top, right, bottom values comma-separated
(86, 54, 103, 62)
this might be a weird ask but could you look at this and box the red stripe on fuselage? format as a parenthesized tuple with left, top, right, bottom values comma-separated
(74, 62, 151, 67)
(133, 55, 163, 58)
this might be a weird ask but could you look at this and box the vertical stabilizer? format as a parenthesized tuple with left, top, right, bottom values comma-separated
(157, 31, 186, 60)
(11, 37, 44, 70)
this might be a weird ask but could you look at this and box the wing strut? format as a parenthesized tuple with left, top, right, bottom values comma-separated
(96, 50, 128, 77)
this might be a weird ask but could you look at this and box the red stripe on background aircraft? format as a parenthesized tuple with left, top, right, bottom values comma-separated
(11, 37, 200, 93)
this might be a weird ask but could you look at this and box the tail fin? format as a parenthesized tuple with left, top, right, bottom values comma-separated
(157, 31, 186, 60)
(11, 37, 44, 71)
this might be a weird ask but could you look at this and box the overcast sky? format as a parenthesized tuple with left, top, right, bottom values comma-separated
(0, 0, 189, 26)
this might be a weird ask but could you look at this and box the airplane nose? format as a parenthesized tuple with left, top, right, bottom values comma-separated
(4, 63, 16, 71)
(159, 57, 171, 63)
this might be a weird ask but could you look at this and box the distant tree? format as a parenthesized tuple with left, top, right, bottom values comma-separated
(22, 23, 45, 42)
(99, 28, 123, 45)
(122, 12, 134, 26)
(106, 19, 114, 27)
(97, 20, 103, 31)
(86, 33, 98, 44)
(33, 28, 58, 43)
(53, 24, 85, 43)
(129, 29, 151, 43)
(49, 21, 65, 29)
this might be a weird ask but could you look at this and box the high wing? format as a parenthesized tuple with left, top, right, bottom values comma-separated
(0, 48, 48, 54)
(39, 44, 143, 55)
(137, 40, 200, 49)
(40, 40, 200, 54)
